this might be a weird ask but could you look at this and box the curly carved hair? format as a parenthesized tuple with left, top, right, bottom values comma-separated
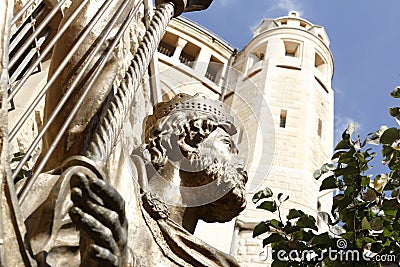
(144, 110, 233, 169)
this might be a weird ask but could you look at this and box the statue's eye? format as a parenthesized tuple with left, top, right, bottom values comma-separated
(222, 137, 232, 147)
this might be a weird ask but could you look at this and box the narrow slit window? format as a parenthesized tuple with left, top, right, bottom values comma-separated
(318, 119, 322, 137)
(284, 41, 300, 57)
(280, 110, 287, 128)
(314, 52, 326, 71)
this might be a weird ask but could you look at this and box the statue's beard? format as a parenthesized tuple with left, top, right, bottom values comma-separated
(179, 154, 248, 222)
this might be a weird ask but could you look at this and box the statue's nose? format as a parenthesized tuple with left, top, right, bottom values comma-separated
(231, 143, 238, 154)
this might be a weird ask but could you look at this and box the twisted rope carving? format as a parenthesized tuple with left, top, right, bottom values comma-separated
(85, 3, 175, 168)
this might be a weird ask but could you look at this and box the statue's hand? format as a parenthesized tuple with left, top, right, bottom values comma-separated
(69, 172, 128, 267)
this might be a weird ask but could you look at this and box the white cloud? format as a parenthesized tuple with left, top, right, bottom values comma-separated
(334, 87, 344, 95)
(334, 116, 362, 144)
(249, 0, 304, 33)
(219, 0, 231, 7)
(266, 0, 303, 16)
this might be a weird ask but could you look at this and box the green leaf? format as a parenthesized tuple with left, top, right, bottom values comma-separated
(380, 127, 400, 145)
(362, 188, 377, 202)
(320, 176, 337, 190)
(313, 169, 323, 179)
(335, 166, 359, 177)
(362, 217, 372, 230)
(367, 126, 388, 145)
(318, 212, 333, 225)
(253, 222, 270, 237)
(252, 187, 273, 203)
(341, 126, 354, 141)
(257, 201, 277, 212)
(287, 209, 304, 220)
(335, 139, 352, 150)
(333, 193, 352, 211)
(361, 176, 371, 187)
(311, 232, 331, 246)
(322, 163, 335, 172)
(277, 193, 283, 201)
(381, 199, 398, 211)
(262, 233, 285, 247)
(390, 86, 400, 98)
(337, 147, 356, 164)
(369, 218, 383, 231)
(356, 237, 376, 248)
(269, 219, 283, 229)
(283, 224, 300, 234)
(383, 227, 395, 238)
(296, 215, 317, 230)
(391, 187, 400, 198)
(331, 151, 345, 162)
(330, 225, 346, 235)
(315, 163, 336, 179)
(382, 145, 393, 156)
(389, 107, 400, 117)
(384, 209, 397, 217)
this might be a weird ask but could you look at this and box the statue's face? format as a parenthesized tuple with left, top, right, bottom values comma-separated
(199, 127, 238, 163)
(180, 127, 248, 221)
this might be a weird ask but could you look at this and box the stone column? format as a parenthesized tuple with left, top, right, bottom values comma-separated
(172, 37, 188, 61)
(194, 48, 211, 76)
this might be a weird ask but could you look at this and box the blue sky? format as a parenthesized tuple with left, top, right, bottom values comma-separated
(185, 0, 400, 146)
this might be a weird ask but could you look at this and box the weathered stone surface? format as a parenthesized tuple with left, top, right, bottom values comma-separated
(38, 0, 146, 171)
(1, 1, 36, 266)
(23, 94, 248, 266)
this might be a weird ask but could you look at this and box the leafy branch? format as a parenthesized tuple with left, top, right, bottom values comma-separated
(253, 87, 400, 266)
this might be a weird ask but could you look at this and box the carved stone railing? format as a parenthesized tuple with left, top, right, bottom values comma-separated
(179, 52, 195, 68)
(205, 71, 216, 82)
(158, 41, 175, 57)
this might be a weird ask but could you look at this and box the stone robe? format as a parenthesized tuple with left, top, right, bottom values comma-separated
(21, 143, 241, 266)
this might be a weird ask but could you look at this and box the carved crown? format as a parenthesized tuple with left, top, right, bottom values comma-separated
(144, 93, 236, 140)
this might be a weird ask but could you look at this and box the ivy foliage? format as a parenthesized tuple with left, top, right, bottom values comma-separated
(253, 88, 400, 266)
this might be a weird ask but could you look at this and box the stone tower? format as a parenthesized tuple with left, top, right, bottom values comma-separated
(227, 11, 335, 265)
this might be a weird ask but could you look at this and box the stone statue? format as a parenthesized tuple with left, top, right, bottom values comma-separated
(3, 0, 249, 265)
(23, 93, 248, 266)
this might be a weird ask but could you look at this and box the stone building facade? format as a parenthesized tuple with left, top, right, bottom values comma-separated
(155, 11, 334, 266)
(2, 1, 334, 264)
